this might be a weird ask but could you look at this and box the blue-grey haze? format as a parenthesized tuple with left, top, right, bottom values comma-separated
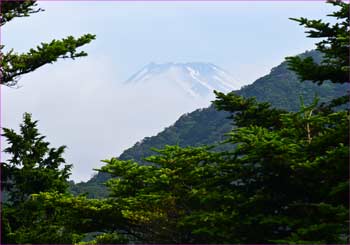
(1, 1, 333, 181)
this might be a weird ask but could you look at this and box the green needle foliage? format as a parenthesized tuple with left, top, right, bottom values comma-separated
(0, 0, 43, 26)
(94, 1, 349, 243)
(1, 1, 96, 243)
(21, 192, 127, 244)
(1, 115, 126, 244)
(286, 0, 349, 85)
(99, 146, 226, 243)
(2, 113, 72, 204)
(0, 0, 95, 86)
(1, 113, 72, 243)
(97, 93, 348, 243)
(213, 94, 348, 243)
(1, 0, 348, 244)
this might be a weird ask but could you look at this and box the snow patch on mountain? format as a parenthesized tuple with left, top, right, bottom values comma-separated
(125, 62, 240, 98)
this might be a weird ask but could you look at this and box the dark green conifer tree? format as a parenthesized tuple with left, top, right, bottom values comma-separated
(2, 113, 71, 204)
(0, 1, 96, 243)
(1, 113, 72, 243)
(0, 0, 95, 86)
(97, 1, 349, 243)
(286, 0, 349, 85)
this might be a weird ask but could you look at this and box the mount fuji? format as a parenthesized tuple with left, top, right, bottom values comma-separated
(125, 62, 240, 98)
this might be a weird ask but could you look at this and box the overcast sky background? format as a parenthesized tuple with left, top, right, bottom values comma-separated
(2, 1, 334, 182)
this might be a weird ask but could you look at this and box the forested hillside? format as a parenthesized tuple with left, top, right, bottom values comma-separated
(2, 1, 349, 244)
(71, 50, 347, 198)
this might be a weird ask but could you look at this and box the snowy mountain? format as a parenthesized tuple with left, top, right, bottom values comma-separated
(125, 62, 240, 98)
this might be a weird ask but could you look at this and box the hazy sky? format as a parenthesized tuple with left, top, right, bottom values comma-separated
(2, 1, 334, 182)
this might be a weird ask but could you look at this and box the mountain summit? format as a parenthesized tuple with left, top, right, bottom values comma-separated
(125, 62, 240, 98)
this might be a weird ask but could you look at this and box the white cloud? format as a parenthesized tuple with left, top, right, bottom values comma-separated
(2, 55, 211, 182)
(1, 0, 335, 182)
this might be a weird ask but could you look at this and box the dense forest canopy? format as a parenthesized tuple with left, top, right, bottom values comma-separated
(1, 0, 349, 244)
(75, 49, 347, 198)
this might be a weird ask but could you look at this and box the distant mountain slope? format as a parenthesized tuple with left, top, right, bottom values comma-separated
(70, 50, 347, 197)
(237, 51, 345, 112)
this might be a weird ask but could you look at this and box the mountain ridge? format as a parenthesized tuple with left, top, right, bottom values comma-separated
(69, 50, 347, 198)
(125, 62, 240, 98)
